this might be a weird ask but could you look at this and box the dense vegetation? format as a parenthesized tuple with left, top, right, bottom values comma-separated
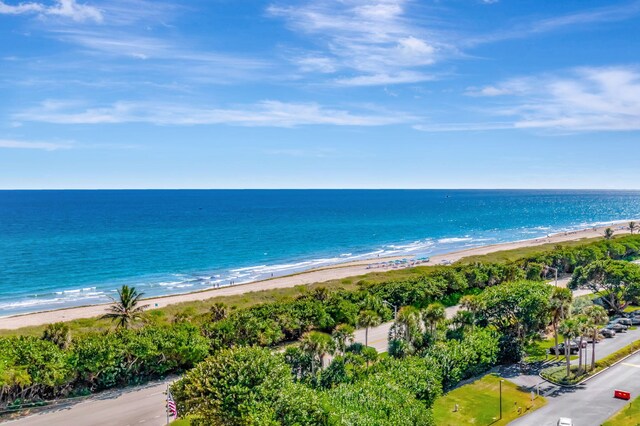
(1, 234, 640, 419)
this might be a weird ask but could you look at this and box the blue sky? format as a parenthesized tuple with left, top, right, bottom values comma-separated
(1, 0, 639, 189)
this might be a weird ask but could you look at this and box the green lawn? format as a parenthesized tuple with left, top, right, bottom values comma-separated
(524, 338, 578, 363)
(540, 365, 588, 385)
(602, 395, 640, 426)
(624, 305, 640, 313)
(432, 374, 546, 426)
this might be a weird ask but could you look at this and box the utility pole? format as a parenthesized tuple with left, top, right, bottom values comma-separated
(547, 266, 558, 286)
(382, 300, 398, 320)
(499, 379, 504, 420)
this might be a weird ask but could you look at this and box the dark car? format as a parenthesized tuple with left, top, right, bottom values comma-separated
(612, 317, 633, 327)
(600, 328, 616, 338)
(583, 334, 602, 343)
(607, 323, 628, 332)
(549, 342, 580, 355)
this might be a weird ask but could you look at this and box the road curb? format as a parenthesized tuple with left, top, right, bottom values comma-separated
(539, 347, 640, 387)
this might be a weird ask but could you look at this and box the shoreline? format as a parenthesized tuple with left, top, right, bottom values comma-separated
(0, 220, 636, 330)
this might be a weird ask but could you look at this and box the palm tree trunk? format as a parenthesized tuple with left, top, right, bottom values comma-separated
(365, 327, 369, 347)
(553, 322, 559, 359)
(578, 337, 583, 372)
(591, 330, 597, 370)
(565, 336, 571, 378)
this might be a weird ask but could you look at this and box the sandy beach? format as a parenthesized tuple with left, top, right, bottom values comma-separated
(0, 221, 635, 330)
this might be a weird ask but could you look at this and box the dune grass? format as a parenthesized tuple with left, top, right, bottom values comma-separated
(602, 395, 640, 426)
(432, 373, 546, 426)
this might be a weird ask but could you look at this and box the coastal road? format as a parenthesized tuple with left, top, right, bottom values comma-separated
(510, 351, 640, 426)
(4, 380, 173, 426)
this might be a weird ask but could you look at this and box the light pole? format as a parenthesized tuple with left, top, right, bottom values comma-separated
(499, 379, 504, 420)
(382, 300, 398, 320)
(546, 266, 558, 286)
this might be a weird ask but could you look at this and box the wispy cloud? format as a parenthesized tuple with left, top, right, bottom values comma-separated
(15, 100, 415, 127)
(0, 0, 102, 22)
(0, 138, 72, 150)
(268, 0, 446, 86)
(468, 1, 640, 46)
(420, 66, 640, 132)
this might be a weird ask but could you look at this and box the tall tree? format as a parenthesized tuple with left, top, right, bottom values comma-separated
(559, 318, 581, 378)
(102, 285, 149, 329)
(604, 227, 615, 240)
(583, 305, 608, 370)
(422, 303, 446, 336)
(549, 287, 572, 359)
(630, 221, 637, 235)
(570, 260, 640, 313)
(300, 331, 335, 373)
(332, 324, 355, 354)
(357, 310, 381, 348)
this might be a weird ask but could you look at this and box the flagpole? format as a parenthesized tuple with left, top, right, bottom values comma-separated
(166, 385, 170, 426)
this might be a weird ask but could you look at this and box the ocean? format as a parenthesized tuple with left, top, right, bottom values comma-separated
(1, 189, 639, 316)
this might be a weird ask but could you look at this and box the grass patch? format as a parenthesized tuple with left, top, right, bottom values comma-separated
(432, 373, 546, 426)
(456, 237, 605, 265)
(602, 395, 640, 426)
(624, 305, 640, 313)
(523, 338, 578, 363)
(540, 365, 588, 386)
(171, 418, 191, 426)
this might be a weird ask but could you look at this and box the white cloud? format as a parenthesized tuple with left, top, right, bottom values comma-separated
(0, 138, 72, 150)
(0, 0, 102, 22)
(268, 0, 443, 86)
(468, 1, 640, 46)
(424, 66, 640, 132)
(15, 100, 415, 127)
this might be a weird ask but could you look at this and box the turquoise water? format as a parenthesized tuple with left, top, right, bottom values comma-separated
(1, 190, 639, 316)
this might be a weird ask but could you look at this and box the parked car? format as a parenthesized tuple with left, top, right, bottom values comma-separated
(612, 317, 633, 326)
(607, 323, 628, 332)
(571, 339, 588, 348)
(631, 316, 640, 325)
(600, 328, 616, 338)
(557, 418, 573, 426)
(549, 342, 580, 355)
(583, 334, 602, 343)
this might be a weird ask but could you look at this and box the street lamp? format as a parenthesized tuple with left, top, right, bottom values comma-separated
(499, 379, 504, 420)
(546, 266, 559, 287)
(382, 300, 398, 321)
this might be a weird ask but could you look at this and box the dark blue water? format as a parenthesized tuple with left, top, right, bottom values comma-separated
(1, 190, 639, 315)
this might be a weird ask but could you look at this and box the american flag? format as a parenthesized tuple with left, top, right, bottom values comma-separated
(166, 389, 178, 417)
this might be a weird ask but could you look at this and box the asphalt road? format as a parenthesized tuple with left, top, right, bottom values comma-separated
(510, 351, 640, 426)
(4, 380, 173, 426)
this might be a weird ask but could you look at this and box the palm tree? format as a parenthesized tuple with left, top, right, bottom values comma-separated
(42, 322, 71, 349)
(584, 305, 608, 370)
(300, 331, 335, 372)
(604, 227, 614, 240)
(574, 315, 588, 372)
(423, 302, 446, 335)
(395, 306, 421, 345)
(332, 324, 355, 354)
(357, 310, 381, 347)
(209, 302, 228, 321)
(550, 287, 572, 359)
(630, 221, 637, 235)
(102, 285, 149, 329)
(559, 318, 581, 378)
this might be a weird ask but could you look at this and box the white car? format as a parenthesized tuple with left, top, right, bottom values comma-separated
(557, 418, 573, 426)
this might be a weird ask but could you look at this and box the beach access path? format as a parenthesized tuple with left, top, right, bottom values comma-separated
(0, 223, 631, 330)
